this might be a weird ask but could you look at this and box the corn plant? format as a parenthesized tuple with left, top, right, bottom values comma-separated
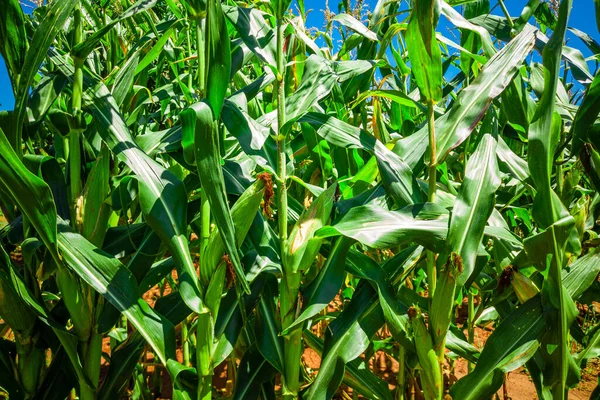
(1, 0, 600, 399)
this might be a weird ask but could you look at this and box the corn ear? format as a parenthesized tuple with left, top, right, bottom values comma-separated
(511, 270, 540, 304)
(429, 253, 460, 352)
(410, 308, 443, 400)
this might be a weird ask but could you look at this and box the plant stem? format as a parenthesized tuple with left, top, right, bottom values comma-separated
(274, 13, 300, 400)
(556, 149, 564, 199)
(281, 272, 302, 399)
(186, 25, 193, 90)
(550, 225, 568, 400)
(426, 99, 444, 399)
(498, 0, 514, 27)
(196, 312, 214, 400)
(196, 20, 206, 97)
(182, 318, 190, 366)
(276, 21, 288, 244)
(426, 99, 437, 296)
(80, 329, 103, 400)
(467, 291, 475, 373)
(194, 12, 212, 400)
(200, 189, 210, 255)
(70, 5, 84, 227)
(398, 346, 406, 400)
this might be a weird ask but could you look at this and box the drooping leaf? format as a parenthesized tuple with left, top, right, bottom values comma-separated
(224, 6, 277, 66)
(406, 0, 442, 103)
(300, 113, 422, 205)
(57, 224, 176, 366)
(181, 101, 250, 294)
(205, 0, 232, 117)
(450, 297, 545, 400)
(0, 128, 59, 263)
(50, 50, 204, 313)
(333, 14, 378, 41)
(397, 25, 536, 167)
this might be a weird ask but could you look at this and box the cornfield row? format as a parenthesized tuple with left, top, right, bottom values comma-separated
(0, 0, 600, 399)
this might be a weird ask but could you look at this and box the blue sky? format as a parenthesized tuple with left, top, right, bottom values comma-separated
(0, 0, 598, 110)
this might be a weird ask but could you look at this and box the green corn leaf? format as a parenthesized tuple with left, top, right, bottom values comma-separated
(527, 0, 580, 257)
(224, 6, 277, 66)
(35, 347, 76, 400)
(406, 0, 442, 103)
(12, 0, 78, 153)
(305, 303, 381, 399)
(27, 74, 68, 125)
(333, 14, 378, 41)
(0, 128, 59, 264)
(256, 281, 285, 373)
(441, 2, 495, 56)
(201, 177, 265, 289)
(50, 50, 204, 314)
(444, 134, 501, 285)
(306, 247, 422, 400)
(397, 25, 536, 168)
(134, 21, 182, 76)
(282, 237, 353, 334)
(99, 291, 195, 400)
(317, 203, 449, 252)
(111, 50, 140, 107)
(256, 56, 383, 133)
(303, 331, 393, 400)
(0, 260, 37, 340)
(318, 203, 520, 254)
(571, 70, 600, 155)
(1, 248, 91, 390)
(351, 89, 420, 109)
(271, 0, 293, 18)
(22, 154, 70, 221)
(213, 276, 268, 366)
(300, 112, 422, 205)
(72, 0, 158, 59)
(575, 322, 600, 366)
(524, 216, 580, 390)
(57, 225, 177, 365)
(562, 247, 600, 301)
(0, 0, 27, 87)
(470, 13, 592, 84)
(459, 0, 490, 74)
(452, 219, 596, 399)
(81, 145, 111, 247)
(181, 101, 250, 294)
(98, 332, 148, 400)
(205, 0, 231, 118)
(232, 345, 276, 400)
(497, 136, 531, 183)
(450, 297, 545, 400)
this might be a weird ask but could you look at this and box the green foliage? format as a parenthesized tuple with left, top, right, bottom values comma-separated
(0, 0, 599, 399)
